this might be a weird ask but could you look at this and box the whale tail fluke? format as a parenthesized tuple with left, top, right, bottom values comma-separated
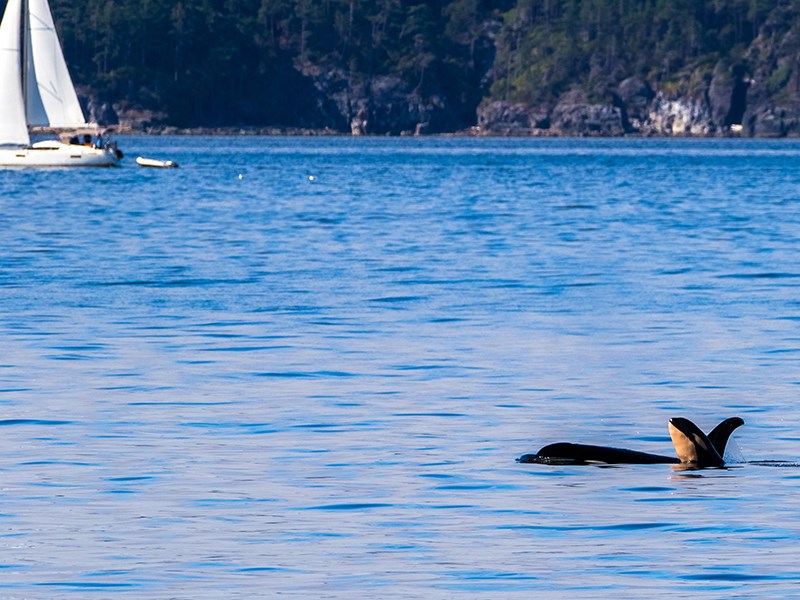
(668, 417, 726, 467)
(707, 417, 745, 458)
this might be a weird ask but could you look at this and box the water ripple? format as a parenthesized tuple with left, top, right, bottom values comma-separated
(3, 137, 800, 596)
(0, 419, 73, 426)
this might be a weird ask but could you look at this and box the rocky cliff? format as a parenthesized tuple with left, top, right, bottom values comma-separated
(477, 66, 800, 138)
(476, 4, 800, 138)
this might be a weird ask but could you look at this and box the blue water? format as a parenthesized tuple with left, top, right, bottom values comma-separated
(2, 136, 800, 597)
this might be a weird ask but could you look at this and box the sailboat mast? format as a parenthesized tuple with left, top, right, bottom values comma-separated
(20, 0, 28, 113)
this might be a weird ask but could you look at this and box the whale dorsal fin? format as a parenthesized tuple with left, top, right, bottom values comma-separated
(707, 417, 745, 457)
(668, 417, 724, 467)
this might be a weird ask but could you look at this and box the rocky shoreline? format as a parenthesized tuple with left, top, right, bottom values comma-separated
(77, 52, 800, 139)
(102, 103, 800, 139)
(476, 74, 800, 138)
(83, 80, 800, 139)
(109, 123, 791, 138)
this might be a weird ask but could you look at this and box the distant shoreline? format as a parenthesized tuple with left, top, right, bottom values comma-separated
(34, 125, 769, 139)
(108, 126, 758, 139)
(116, 126, 488, 137)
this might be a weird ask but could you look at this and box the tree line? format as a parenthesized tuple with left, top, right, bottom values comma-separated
(32, 0, 800, 129)
(491, 0, 787, 105)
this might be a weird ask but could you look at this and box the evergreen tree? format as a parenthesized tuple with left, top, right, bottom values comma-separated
(17, 0, 799, 129)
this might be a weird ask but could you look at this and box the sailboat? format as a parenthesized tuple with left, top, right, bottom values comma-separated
(0, 0, 122, 166)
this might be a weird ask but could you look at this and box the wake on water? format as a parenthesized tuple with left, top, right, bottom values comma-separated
(724, 436, 800, 467)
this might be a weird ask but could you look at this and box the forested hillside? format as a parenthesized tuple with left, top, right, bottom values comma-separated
(35, 0, 800, 135)
(484, 0, 800, 136)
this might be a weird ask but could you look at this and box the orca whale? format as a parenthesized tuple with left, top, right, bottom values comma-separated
(518, 417, 744, 467)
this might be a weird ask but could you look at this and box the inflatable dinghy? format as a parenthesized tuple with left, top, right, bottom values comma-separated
(136, 156, 179, 168)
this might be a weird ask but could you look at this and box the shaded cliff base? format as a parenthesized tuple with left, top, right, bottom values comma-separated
(81, 75, 800, 138)
(105, 106, 800, 138)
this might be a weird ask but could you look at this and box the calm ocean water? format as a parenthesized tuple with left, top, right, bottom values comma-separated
(1, 136, 800, 597)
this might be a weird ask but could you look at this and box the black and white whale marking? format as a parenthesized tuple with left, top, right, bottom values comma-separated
(518, 417, 744, 467)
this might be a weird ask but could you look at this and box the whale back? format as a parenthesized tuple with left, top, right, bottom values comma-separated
(520, 442, 678, 465)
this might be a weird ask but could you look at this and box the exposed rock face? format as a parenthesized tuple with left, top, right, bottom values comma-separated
(550, 99, 625, 136)
(479, 88, 722, 137)
(477, 57, 800, 137)
(476, 101, 549, 134)
(357, 75, 448, 135)
(478, 98, 630, 136)
(646, 94, 715, 136)
(616, 77, 655, 131)
(750, 106, 800, 137)
(708, 63, 734, 128)
(76, 88, 120, 126)
(87, 99, 119, 126)
(300, 65, 453, 135)
(113, 105, 169, 131)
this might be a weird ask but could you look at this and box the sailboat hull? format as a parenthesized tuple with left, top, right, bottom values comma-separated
(0, 141, 120, 167)
(0, 0, 126, 165)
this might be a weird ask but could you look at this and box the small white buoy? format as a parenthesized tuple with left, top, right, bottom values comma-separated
(238, 173, 244, 180)
(308, 175, 317, 182)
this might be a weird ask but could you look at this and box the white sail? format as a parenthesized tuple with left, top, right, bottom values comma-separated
(0, 0, 30, 146)
(25, 0, 87, 128)
(0, 0, 121, 165)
